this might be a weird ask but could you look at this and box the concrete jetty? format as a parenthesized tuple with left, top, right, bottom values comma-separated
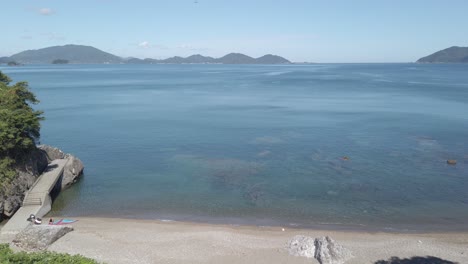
(1, 159, 68, 236)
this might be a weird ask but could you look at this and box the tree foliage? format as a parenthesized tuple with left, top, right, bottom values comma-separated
(0, 71, 44, 188)
(0, 244, 100, 264)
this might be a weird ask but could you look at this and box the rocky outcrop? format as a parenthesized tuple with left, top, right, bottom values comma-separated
(12, 225, 73, 251)
(37, 145, 66, 161)
(38, 145, 84, 189)
(314, 236, 353, 264)
(287, 236, 353, 264)
(1, 149, 48, 220)
(0, 145, 83, 221)
(287, 235, 316, 258)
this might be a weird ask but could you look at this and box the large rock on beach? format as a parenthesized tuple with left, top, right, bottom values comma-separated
(12, 225, 73, 251)
(314, 236, 353, 264)
(287, 235, 316, 258)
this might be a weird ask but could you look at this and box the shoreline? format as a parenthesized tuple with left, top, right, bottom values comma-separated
(37, 216, 468, 264)
(48, 212, 468, 234)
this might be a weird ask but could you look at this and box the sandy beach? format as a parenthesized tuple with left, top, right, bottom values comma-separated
(12, 217, 462, 264)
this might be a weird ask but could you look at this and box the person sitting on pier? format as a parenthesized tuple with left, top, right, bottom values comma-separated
(27, 214, 35, 222)
(26, 214, 42, 224)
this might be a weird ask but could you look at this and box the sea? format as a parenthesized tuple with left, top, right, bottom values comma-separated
(2, 63, 467, 231)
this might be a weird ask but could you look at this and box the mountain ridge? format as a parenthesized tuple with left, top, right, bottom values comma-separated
(9, 44, 122, 64)
(417, 46, 468, 63)
(1, 44, 292, 65)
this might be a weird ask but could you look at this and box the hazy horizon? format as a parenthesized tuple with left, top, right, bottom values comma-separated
(2, 0, 468, 63)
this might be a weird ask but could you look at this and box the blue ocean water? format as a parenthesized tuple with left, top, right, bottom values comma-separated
(2, 63, 467, 231)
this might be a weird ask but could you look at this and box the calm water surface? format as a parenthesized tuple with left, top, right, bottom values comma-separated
(2, 63, 467, 231)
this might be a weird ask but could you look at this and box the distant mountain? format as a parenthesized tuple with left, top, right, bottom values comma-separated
(255, 54, 291, 64)
(124, 57, 145, 64)
(0, 57, 10, 63)
(6, 44, 292, 64)
(216, 53, 256, 64)
(9, 44, 122, 64)
(161, 56, 186, 64)
(124, 58, 161, 64)
(125, 53, 290, 64)
(183, 54, 216, 64)
(417, 46, 468, 63)
(144, 58, 160, 64)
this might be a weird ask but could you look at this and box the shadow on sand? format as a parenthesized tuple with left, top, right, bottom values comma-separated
(375, 256, 458, 264)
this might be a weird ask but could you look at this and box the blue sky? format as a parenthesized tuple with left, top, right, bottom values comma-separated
(2, 0, 467, 62)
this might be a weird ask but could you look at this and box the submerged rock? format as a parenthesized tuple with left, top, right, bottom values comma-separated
(287, 235, 316, 258)
(446, 159, 457, 165)
(12, 225, 73, 251)
(314, 236, 353, 264)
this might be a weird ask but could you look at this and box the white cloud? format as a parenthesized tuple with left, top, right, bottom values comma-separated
(38, 8, 54, 16)
(137, 41, 168, 50)
(138, 41, 151, 48)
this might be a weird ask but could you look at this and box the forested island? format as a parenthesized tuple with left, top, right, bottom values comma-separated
(52, 59, 69, 64)
(1, 44, 291, 65)
(417, 46, 468, 63)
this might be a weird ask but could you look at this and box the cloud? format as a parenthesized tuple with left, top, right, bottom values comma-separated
(137, 41, 168, 50)
(38, 8, 55, 16)
(138, 41, 151, 48)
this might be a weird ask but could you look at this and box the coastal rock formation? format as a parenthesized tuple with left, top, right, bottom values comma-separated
(1, 149, 48, 219)
(12, 225, 74, 251)
(314, 236, 353, 264)
(38, 145, 84, 189)
(287, 235, 316, 258)
(0, 145, 83, 221)
(62, 156, 84, 189)
(38, 145, 66, 161)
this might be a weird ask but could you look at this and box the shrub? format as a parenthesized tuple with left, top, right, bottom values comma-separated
(0, 244, 99, 264)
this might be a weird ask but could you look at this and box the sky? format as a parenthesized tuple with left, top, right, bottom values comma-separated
(1, 0, 468, 62)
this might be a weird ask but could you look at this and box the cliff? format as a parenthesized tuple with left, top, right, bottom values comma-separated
(0, 145, 84, 221)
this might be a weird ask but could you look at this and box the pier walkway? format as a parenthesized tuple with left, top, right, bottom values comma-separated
(1, 159, 68, 236)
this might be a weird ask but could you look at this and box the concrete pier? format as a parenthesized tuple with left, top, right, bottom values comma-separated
(1, 159, 68, 236)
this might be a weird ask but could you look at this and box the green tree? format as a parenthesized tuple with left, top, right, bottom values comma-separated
(0, 71, 44, 187)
